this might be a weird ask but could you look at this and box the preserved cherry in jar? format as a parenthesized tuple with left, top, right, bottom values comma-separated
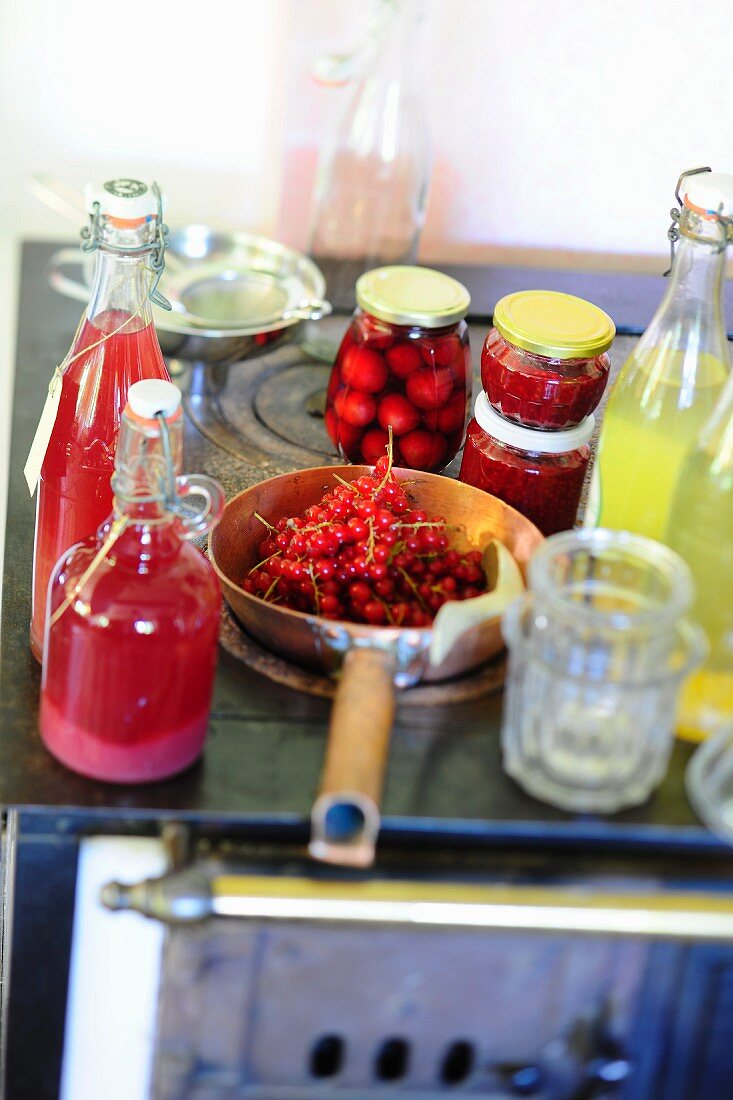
(459, 392, 594, 536)
(325, 266, 471, 471)
(481, 290, 614, 430)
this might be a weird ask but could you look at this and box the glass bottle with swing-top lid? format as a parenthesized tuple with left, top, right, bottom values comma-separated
(40, 379, 224, 784)
(586, 168, 733, 541)
(29, 178, 172, 660)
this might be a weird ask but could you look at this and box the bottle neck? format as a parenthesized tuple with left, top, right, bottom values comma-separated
(112, 409, 183, 523)
(87, 222, 158, 331)
(371, 0, 423, 82)
(646, 208, 729, 363)
(669, 232, 726, 305)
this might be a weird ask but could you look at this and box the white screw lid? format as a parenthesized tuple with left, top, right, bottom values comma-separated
(474, 390, 595, 453)
(84, 178, 166, 220)
(683, 171, 733, 218)
(128, 380, 181, 420)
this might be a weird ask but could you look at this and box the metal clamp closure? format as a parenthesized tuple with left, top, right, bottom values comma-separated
(79, 181, 172, 310)
(664, 166, 733, 275)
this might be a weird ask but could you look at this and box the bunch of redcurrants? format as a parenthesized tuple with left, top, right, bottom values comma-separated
(242, 452, 486, 627)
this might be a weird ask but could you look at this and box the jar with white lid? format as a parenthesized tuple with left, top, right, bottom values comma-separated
(459, 392, 594, 535)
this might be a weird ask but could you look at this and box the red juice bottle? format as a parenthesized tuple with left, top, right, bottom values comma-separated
(30, 178, 171, 660)
(40, 379, 225, 783)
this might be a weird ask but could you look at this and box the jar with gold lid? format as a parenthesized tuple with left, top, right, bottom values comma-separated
(325, 265, 471, 471)
(481, 290, 615, 430)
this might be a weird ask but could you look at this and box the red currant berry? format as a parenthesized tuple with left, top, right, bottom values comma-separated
(355, 498, 377, 519)
(363, 600, 386, 625)
(349, 580, 372, 606)
(345, 517, 368, 541)
(321, 594, 342, 616)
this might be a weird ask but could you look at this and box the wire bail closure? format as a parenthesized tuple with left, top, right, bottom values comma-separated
(111, 411, 213, 534)
(664, 166, 733, 276)
(79, 181, 172, 310)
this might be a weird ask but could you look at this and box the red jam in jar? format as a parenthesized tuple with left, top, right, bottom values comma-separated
(325, 266, 472, 471)
(481, 290, 614, 430)
(459, 392, 594, 535)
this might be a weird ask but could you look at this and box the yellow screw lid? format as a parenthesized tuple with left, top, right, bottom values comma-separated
(356, 265, 471, 329)
(493, 290, 615, 360)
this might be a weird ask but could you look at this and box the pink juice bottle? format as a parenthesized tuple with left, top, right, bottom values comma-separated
(30, 178, 171, 660)
(40, 380, 225, 783)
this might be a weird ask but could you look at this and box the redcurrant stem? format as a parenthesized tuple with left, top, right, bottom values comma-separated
(388, 539, 407, 566)
(248, 550, 282, 575)
(365, 516, 376, 564)
(332, 473, 361, 493)
(308, 564, 321, 616)
(394, 521, 457, 530)
(254, 511, 277, 533)
(374, 593, 394, 624)
(263, 575, 280, 601)
(375, 427, 395, 491)
(397, 567, 428, 612)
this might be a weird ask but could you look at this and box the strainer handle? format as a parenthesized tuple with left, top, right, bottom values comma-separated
(46, 248, 91, 304)
(282, 298, 333, 323)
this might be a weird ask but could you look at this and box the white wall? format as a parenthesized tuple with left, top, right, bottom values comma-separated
(2, 0, 733, 581)
(0, 0, 282, 587)
(276, 0, 733, 261)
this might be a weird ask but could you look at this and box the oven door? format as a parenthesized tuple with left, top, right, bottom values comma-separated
(60, 833, 733, 1100)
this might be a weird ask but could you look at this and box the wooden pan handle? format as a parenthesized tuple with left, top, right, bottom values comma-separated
(309, 646, 397, 868)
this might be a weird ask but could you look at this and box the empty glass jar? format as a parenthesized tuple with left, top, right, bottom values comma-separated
(501, 529, 706, 813)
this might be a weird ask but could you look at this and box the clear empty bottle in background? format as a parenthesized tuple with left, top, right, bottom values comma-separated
(308, 0, 431, 271)
(586, 169, 733, 541)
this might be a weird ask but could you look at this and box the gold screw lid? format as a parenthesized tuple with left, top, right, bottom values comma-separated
(493, 290, 615, 360)
(356, 265, 471, 329)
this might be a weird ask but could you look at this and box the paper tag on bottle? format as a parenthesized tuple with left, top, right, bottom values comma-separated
(23, 366, 64, 495)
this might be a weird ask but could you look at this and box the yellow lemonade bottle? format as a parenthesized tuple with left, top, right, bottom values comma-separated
(666, 366, 733, 740)
(586, 170, 732, 540)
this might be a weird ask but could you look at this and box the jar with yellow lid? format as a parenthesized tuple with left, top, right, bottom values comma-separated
(325, 265, 472, 471)
(481, 290, 615, 430)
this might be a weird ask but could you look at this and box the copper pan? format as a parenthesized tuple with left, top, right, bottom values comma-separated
(209, 466, 542, 867)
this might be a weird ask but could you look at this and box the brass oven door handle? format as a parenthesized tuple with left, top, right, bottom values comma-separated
(102, 868, 733, 941)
